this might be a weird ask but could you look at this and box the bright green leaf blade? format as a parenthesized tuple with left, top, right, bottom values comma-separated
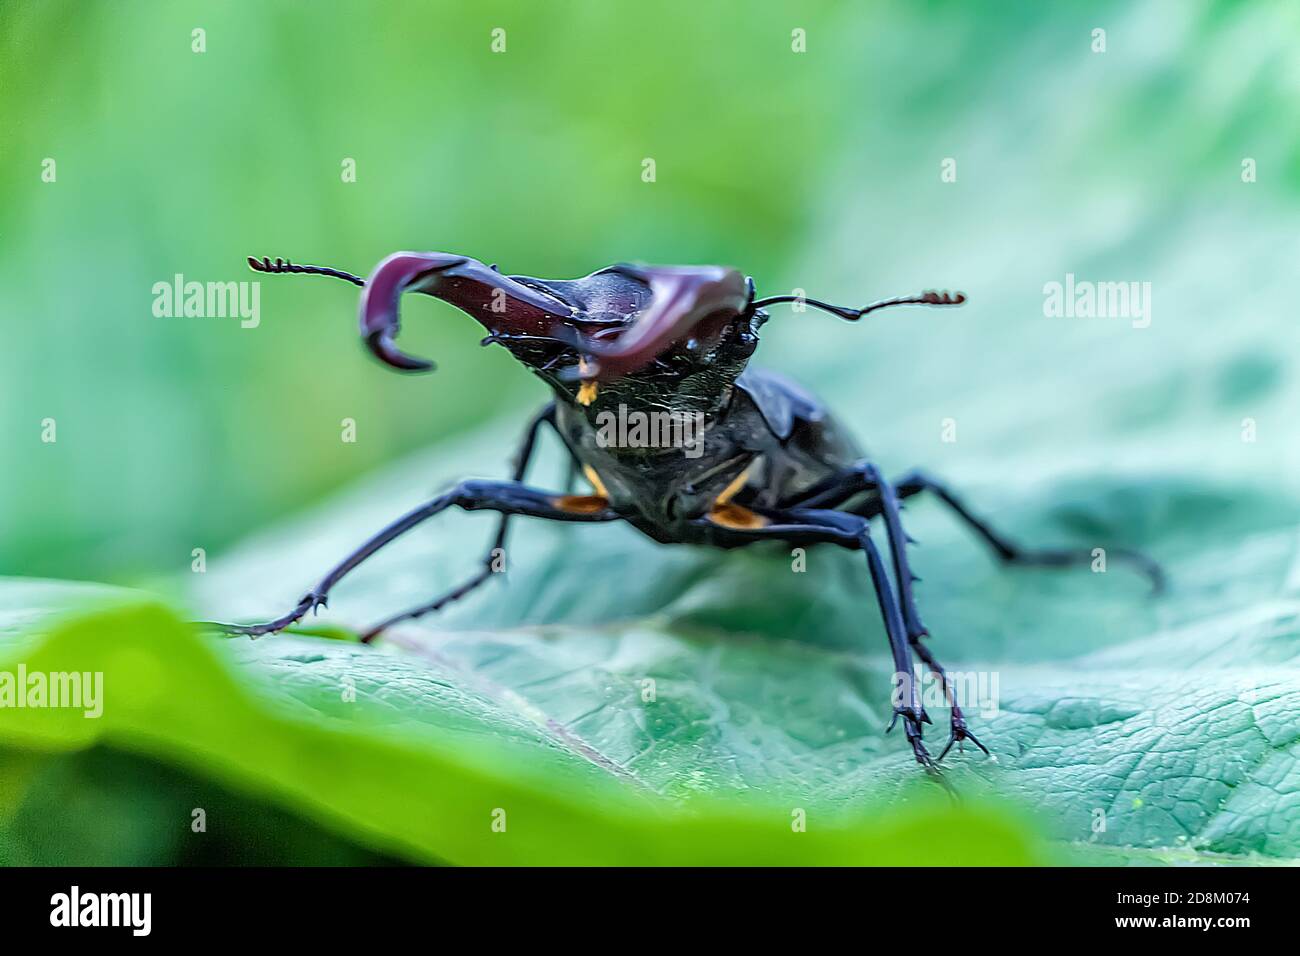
(0, 586, 1053, 865)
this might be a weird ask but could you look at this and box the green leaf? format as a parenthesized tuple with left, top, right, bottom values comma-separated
(0, 581, 1049, 865)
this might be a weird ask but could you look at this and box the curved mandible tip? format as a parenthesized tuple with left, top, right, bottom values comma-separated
(359, 252, 577, 373)
(359, 252, 472, 372)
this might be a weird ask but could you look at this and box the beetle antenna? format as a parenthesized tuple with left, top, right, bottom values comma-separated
(751, 290, 965, 321)
(247, 255, 366, 287)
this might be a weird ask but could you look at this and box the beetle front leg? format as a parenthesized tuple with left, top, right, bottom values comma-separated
(201, 478, 618, 638)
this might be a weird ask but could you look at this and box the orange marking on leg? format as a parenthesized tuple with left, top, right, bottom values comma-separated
(582, 464, 610, 498)
(552, 494, 610, 515)
(714, 466, 753, 507)
(708, 502, 769, 530)
(576, 358, 598, 406)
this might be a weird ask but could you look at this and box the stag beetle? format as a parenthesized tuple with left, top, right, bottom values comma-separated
(212, 251, 1163, 770)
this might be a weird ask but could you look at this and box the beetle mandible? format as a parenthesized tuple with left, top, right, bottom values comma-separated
(213, 251, 1163, 771)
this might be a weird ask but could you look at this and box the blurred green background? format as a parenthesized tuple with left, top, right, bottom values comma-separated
(0, 0, 854, 580)
(3, 0, 1298, 583)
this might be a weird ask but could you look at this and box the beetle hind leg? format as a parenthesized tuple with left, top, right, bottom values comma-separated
(894, 469, 1166, 592)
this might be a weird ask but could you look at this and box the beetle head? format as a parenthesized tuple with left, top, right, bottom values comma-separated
(250, 250, 964, 412)
(359, 252, 760, 409)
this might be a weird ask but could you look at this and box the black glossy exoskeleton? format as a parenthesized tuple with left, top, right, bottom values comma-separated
(215, 252, 1163, 772)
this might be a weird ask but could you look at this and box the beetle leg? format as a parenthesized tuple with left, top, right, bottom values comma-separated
(859, 463, 928, 644)
(794, 462, 1165, 602)
(695, 507, 943, 778)
(201, 478, 618, 639)
(784, 462, 998, 762)
(827, 465, 965, 753)
(356, 403, 559, 643)
(893, 469, 1165, 592)
(787, 460, 930, 643)
(909, 638, 990, 762)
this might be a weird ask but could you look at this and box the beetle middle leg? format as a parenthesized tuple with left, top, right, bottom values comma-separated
(699, 507, 939, 773)
(356, 402, 559, 643)
(790, 459, 1164, 757)
(785, 461, 987, 759)
(788, 461, 931, 641)
(205, 479, 618, 638)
